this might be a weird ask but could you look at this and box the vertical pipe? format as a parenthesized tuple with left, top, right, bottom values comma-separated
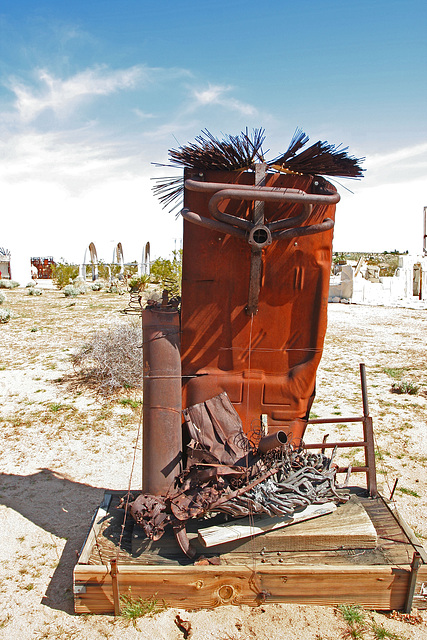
(360, 362, 369, 417)
(142, 308, 182, 495)
(404, 551, 422, 613)
(360, 362, 377, 497)
(110, 559, 120, 616)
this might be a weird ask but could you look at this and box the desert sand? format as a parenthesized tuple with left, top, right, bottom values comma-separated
(0, 286, 426, 639)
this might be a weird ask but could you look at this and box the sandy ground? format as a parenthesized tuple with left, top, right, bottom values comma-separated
(0, 285, 426, 639)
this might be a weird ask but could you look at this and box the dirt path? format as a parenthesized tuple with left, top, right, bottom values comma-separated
(0, 287, 426, 639)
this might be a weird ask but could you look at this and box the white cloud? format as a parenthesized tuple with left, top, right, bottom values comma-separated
(0, 129, 140, 189)
(192, 83, 257, 116)
(367, 141, 427, 169)
(10, 65, 148, 122)
(133, 108, 156, 120)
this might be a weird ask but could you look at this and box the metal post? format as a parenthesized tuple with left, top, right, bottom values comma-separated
(110, 558, 120, 616)
(359, 363, 378, 497)
(246, 163, 266, 316)
(142, 308, 182, 495)
(360, 362, 369, 417)
(404, 551, 422, 613)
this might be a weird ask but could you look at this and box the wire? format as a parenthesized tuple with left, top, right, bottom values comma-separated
(116, 400, 143, 559)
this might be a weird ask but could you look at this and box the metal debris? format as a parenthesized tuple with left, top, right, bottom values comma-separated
(125, 393, 349, 558)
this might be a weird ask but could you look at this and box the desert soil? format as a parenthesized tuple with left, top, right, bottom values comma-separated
(0, 285, 426, 639)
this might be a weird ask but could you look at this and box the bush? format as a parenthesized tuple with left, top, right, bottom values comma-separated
(91, 282, 103, 291)
(0, 280, 19, 289)
(128, 274, 151, 292)
(27, 287, 42, 296)
(72, 320, 143, 395)
(150, 250, 182, 298)
(63, 285, 79, 298)
(0, 308, 11, 323)
(73, 278, 87, 295)
(0, 293, 5, 305)
(391, 381, 419, 395)
(52, 261, 79, 289)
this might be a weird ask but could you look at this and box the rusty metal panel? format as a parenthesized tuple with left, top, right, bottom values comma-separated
(181, 169, 337, 442)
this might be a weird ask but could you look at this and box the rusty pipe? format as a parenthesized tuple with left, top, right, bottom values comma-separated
(185, 178, 306, 197)
(186, 179, 337, 233)
(208, 192, 313, 233)
(182, 208, 334, 242)
(267, 203, 312, 231)
(142, 308, 182, 495)
(272, 218, 334, 240)
(257, 430, 288, 454)
(208, 186, 339, 221)
(181, 208, 246, 239)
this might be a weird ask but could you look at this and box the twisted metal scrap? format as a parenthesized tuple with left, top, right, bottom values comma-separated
(126, 445, 349, 553)
(215, 447, 348, 519)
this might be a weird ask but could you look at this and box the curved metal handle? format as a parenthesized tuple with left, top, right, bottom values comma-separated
(182, 179, 337, 244)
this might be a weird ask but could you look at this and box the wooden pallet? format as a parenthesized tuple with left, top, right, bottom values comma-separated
(74, 488, 427, 613)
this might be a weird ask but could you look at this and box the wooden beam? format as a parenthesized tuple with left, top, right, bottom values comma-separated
(74, 562, 412, 613)
(77, 493, 112, 564)
(385, 501, 427, 564)
(198, 504, 336, 548)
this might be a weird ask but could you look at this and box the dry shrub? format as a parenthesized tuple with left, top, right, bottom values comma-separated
(72, 319, 143, 395)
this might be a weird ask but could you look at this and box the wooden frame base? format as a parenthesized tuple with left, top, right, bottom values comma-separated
(74, 490, 427, 614)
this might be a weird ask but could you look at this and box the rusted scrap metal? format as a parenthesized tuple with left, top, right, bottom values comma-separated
(127, 445, 348, 557)
(142, 306, 182, 496)
(126, 392, 349, 558)
(183, 392, 252, 467)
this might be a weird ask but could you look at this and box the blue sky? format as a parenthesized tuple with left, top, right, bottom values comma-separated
(0, 0, 426, 278)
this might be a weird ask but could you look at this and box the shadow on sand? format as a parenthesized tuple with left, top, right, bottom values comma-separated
(0, 468, 108, 614)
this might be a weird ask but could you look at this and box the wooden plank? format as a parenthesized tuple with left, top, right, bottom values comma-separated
(74, 489, 426, 614)
(385, 501, 427, 563)
(198, 503, 337, 547)
(74, 563, 411, 613)
(192, 496, 377, 554)
(413, 565, 427, 611)
(78, 493, 112, 564)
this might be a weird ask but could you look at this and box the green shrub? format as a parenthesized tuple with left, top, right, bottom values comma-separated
(128, 274, 150, 292)
(120, 592, 166, 621)
(63, 285, 79, 298)
(73, 279, 87, 295)
(0, 308, 11, 323)
(391, 381, 419, 395)
(52, 261, 79, 289)
(150, 250, 182, 298)
(27, 287, 42, 296)
(91, 282, 103, 291)
(0, 280, 19, 289)
(124, 262, 138, 277)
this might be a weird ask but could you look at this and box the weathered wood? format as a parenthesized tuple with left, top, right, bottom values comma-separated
(74, 563, 412, 613)
(413, 565, 427, 611)
(404, 552, 423, 613)
(385, 500, 427, 563)
(110, 559, 120, 616)
(78, 493, 112, 564)
(198, 503, 337, 547)
(74, 489, 427, 613)
(195, 497, 377, 553)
